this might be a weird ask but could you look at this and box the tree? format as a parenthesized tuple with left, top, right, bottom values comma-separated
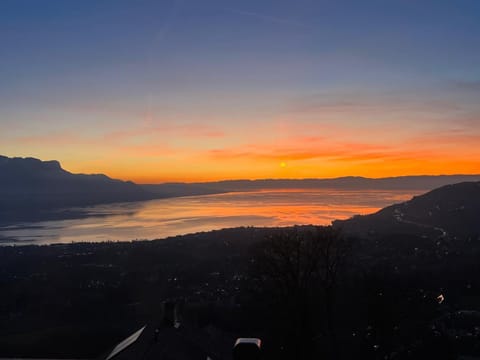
(250, 226, 350, 359)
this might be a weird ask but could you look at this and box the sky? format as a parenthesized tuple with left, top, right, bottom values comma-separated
(1, 0, 480, 183)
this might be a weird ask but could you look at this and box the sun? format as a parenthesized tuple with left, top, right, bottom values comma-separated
(280, 161, 287, 168)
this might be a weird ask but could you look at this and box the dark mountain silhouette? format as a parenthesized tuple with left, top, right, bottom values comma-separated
(334, 181, 480, 238)
(143, 175, 480, 196)
(0, 155, 152, 215)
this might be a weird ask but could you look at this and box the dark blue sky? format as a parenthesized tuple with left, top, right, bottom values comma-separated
(2, 0, 479, 100)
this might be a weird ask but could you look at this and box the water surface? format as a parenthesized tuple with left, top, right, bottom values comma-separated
(0, 189, 420, 245)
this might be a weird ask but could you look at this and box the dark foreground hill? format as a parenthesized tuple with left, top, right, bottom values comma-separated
(0, 155, 152, 217)
(334, 181, 480, 238)
(2, 182, 480, 359)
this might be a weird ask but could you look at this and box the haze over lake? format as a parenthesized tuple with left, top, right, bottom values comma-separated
(0, 189, 421, 245)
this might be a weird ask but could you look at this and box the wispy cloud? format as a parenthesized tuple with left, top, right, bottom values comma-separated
(15, 132, 87, 146)
(228, 8, 309, 29)
(9, 122, 224, 147)
(208, 136, 396, 163)
(450, 80, 480, 92)
(286, 92, 462, 116)
(407, 129, 480, 147)
(103, 123, 225, 143)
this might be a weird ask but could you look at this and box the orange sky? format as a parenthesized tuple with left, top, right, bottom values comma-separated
(3, 109, 479, 183)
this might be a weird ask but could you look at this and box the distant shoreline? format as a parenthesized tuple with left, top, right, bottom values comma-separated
(0, 188, 420, 246)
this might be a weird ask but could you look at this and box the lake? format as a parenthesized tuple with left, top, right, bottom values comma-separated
(0, 189, 421, 245)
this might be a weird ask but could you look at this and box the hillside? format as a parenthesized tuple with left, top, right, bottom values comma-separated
(143, 175, 480, 196)
(2, 182, 480, 358)
(0, 155, 152, 215)
(334, 181, 480, 238)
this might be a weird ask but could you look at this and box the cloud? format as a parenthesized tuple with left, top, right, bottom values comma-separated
(8, 122, 225, 150)
(103, 123, 225, 143)
(450, 80, 480, 92)
(204, 124, 480, 169)
(209, 148, 324, 162)
(283, 90, 466, 125)
(207, 136, 401, 164)
(332, 149, 437, 163)
(14, 132, 87, 146)
(228, 8, 309, 29)
(286, 92, 462, 116)
(115, 144, 175, 157)
(406, 129, 480, 148)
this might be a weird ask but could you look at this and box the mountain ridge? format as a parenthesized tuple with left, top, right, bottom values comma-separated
(334, 181, 480, 238)
(0, 156, 152, 214)
(143, 174, 480, 197)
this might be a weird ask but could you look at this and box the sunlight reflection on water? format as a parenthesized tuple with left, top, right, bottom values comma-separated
(0, 189, 420, 245)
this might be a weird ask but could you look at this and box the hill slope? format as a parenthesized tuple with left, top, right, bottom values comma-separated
(334, 181, 480, 238)
(0, 155, 152, 213)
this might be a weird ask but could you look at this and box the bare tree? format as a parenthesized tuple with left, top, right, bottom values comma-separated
(251, 225, 350, 359)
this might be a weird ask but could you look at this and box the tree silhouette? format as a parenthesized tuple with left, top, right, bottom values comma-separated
(250, 226, 350, 359)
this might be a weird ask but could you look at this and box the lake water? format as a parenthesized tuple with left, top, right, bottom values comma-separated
(0, 189, 421, 245)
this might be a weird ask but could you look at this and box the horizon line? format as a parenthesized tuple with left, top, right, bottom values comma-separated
(137, 173, 480, 185)
(2, 154, 480, 185)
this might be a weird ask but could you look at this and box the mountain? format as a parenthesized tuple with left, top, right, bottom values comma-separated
(0, 155, 152, 215)
(334, 181, 480, 238)
(143, 175, 480, 196)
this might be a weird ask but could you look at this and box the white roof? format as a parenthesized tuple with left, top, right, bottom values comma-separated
(105, 325, 146, 360)
(234, 338, 261, 348)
